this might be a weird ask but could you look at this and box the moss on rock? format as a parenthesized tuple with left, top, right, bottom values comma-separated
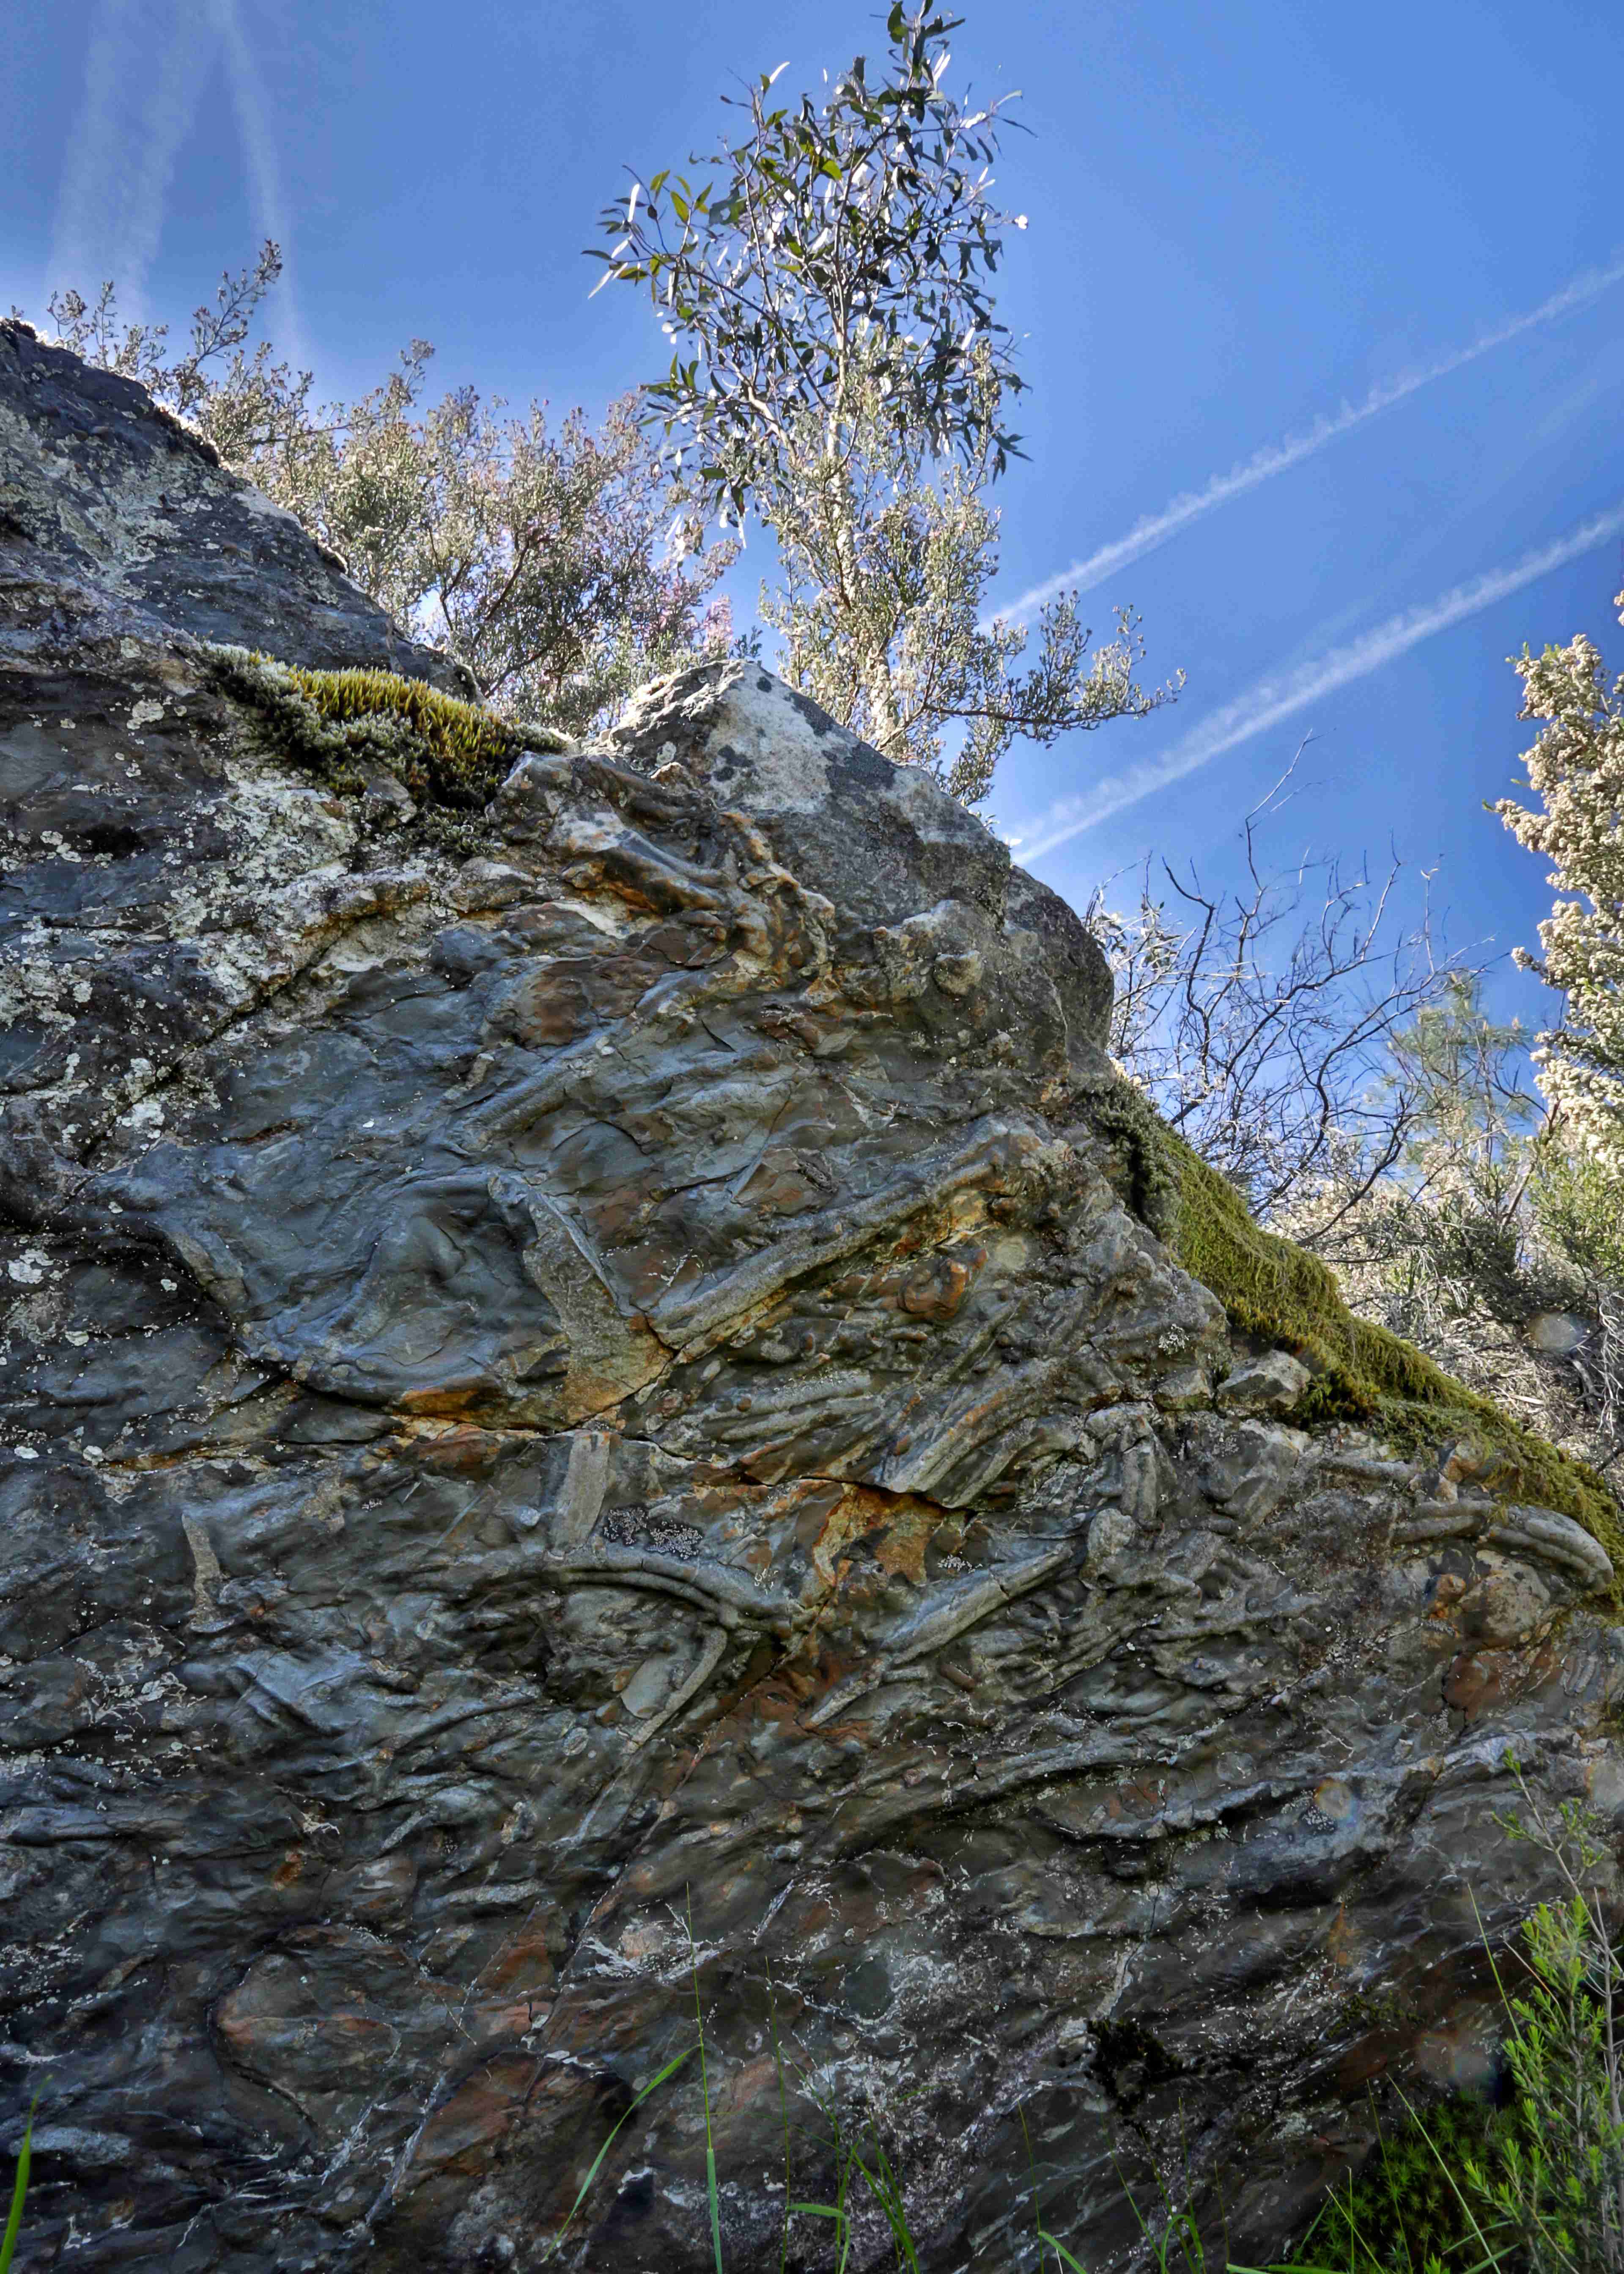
(208, 646, 567, 814)
(1075, 1071, 1182, 1242)
(1081, 1073, 1620, 1571)
(1171, 1128, 1622, 1568)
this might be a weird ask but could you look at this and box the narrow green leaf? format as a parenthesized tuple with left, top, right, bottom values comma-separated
(0, 2104, 36, 2274)
(542, 2046, 696, 2261)
(1036, 2227, 1091, 2274)
(706, 2143, 723, 2273)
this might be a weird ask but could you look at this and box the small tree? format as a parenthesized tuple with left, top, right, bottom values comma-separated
(1091, 760, 1453, 1230)
(1366, 972, 1546, 1326)
(1281, 959, 1624, 1493)
(244, 363, 738, 738)
(757, 351, 1174, 800)
(36, 248, 736, 741)
(589, 3, 1175, 789)
(42, 244, 319, 461)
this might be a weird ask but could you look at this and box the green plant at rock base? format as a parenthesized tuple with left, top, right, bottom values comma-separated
(790, 2081, 925, 2274)
(1465, 1769, 1624, 2274)
(1476, 1897, 1624, 2274)
(208, 645, 569, 846)
(1307, 2097, 1509, 2274)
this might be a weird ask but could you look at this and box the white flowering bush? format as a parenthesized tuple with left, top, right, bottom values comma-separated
(1496, 591, 1624, 1167)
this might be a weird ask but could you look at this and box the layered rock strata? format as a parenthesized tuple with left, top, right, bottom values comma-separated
(2, 321, 1620, 2274)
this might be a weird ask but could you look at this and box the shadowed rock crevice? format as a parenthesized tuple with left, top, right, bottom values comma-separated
(3, 325, 1621, 2274)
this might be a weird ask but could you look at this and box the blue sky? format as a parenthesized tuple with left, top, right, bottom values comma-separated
(5, 0, 1623, 1025)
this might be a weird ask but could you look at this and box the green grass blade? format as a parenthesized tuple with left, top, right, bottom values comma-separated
(1111, 2156, 1156, 2245)
(706, 2142, 724, 2274)
(1232, 2263, 1355, 2273)
(767, 1970, 792, 2274)
(543, 2044, 695, 2260)
(685, 1890, 725, 2273)
(1037, 2223, 1092, 2272)
(844, 2126, 921, 2273)
(791, 2079, 855, 2273)
(0, 2104, 35, 2274)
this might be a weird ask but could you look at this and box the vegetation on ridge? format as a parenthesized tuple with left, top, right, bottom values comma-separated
(40, 249, 739, 743)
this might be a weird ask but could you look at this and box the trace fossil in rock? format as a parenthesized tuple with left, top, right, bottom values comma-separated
(2, 316, 1621, 2274)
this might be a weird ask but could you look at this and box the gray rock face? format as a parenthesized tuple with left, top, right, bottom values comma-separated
(603, 662, 1011, 928)
(1, 334, 1621, 2274)
(0, 320, 469, 689)
(602, 662, 1112, 1070)
(1216, 1351, 1314, 1417)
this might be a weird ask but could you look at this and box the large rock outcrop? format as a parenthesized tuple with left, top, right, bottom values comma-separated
(2, 319, 1621, 2274)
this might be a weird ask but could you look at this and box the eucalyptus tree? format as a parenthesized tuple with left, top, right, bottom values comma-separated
(589, 3, 1175, 791)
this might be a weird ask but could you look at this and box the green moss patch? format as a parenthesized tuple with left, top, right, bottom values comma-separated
(1087, 1090, 1621, 1573)
(1075, 1071, 1182, 1242)
(209, 647, 567, 813)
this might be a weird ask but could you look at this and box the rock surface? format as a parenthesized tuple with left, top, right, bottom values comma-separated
(1, 324, 1621, 2274)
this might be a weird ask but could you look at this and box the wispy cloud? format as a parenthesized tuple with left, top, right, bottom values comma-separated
(49, 0, 213, 315)
(47, 0, 301, 355)
(210, 0, 306, 365)
(993, 253, 1624, 628)
(1009, 502, 1624, 865)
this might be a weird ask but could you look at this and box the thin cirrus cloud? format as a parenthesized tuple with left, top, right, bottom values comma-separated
(991, 250, 1624, 629)
(208, 0, 305, 364)
(48, 0, 214, 313)
(47, 0, 300, 355)
(1007, 500, 1624, 867)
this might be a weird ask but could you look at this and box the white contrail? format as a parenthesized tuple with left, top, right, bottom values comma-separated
(993, 252, 1624, 627)
(47, 0, 126, 294)
(211, 0, 307, 366)
(48, 0, 213, 314)
(47, 0, 302, 358)
(1010, 501, 1624, 866)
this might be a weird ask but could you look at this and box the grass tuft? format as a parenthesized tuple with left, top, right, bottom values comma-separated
(1305, 2094, 1508, 2274)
